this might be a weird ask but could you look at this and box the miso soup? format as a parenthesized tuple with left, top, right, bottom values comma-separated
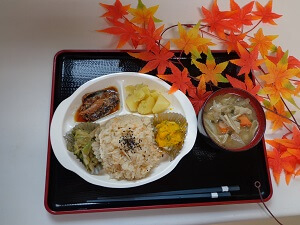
(203, 93, 258, 149)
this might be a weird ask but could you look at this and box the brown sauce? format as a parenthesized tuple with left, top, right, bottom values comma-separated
(74, 86, 120, 122)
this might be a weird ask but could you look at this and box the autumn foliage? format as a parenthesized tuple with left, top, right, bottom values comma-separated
(98, 0, 300, 185)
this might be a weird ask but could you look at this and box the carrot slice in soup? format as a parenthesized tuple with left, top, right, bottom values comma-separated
(238, 114, 252, 127)
(218, 121, 230, 134)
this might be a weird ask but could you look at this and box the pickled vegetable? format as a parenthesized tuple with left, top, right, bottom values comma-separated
(64, 123, 101, 174)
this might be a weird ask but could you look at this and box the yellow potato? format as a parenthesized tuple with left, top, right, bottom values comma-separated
(138, 96, 156, 114)
(152, 94, 170, 113)
(125, 84, 171, 114)
(125, 94, 139, 112)
(150, 90, 159, 100)
(141, 86, 150, 98)
(125, 85, 135, 95)
(133, 88, 146, 101)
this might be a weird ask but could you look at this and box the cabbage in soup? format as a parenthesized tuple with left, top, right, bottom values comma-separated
(203, 93, 258, 149)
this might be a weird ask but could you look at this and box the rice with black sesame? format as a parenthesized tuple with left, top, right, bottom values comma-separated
(92, 114, 163, 180)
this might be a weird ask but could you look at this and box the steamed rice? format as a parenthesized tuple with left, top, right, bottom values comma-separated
(92, 114, 163, 180)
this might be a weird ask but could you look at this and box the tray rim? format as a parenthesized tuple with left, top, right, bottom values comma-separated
(44, 49, 273, 215)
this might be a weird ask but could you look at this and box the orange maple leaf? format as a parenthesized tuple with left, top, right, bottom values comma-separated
(249, 28, 278, 56)
(262, 85, 294, 107)
(295, 169, 300, 177)
(188, 76, 212, 114)
(128, 0, 161, 25)
(201, 0, 238, 39)
(226, 74, 262, 102)
(100, 0, 130, 20)
(128, 42, 174, 74)
(265, 100, 292, 131)
(172, 22, 211, 55)
(136, 18, 164, 51)
(197, 41, 216, 56)
(98, 18, 139, 48)
(274, 127, 300, 160)
(230, 0, 255, 28)
(252, 0, 282, 25)
(260, 52, 298, 105)
(230, 43, 264, 76)
(193, 50, 229, 86)
(157, 64, 194, 94)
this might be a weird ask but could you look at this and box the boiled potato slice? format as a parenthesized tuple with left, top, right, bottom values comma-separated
(133, 88, 146, 101)
(150, 90, 159, 100)
(125, 84, 171, 114)
(141, 86, 150, 98)
(126, 94, 139, 112)
(135, 83, 146, 90)
(152, 94, 170, 113)
(125, 85, 135, 95)
(137, 96, 156, 114)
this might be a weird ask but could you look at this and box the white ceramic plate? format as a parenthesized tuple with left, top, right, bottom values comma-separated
(50, 72, 197, 188)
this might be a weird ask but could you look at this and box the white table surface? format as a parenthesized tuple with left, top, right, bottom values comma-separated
(1, 0, 299, 224)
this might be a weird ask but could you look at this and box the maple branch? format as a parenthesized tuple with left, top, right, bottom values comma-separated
(199, 28, 226, 41)
(282, 129, 293, 139)
(244, 20, 262, 34)
(188, 74, 201, 82)
(258, 65, 267, 75)
(253, 73, 267, 93)
(280, 96, 300, 129)
(160, 24, 182, 39)
(262, 105, 297, 126)
(283, 123, 292, 133)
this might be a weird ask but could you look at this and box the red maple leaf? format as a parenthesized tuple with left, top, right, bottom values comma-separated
(226, 74, 263, 102)
(100, 0, 131, 20)
(158, 64, 194, 94)
(98, 18, 139, 48)
(266, 139, 287, 154)
(267, 46, 300, 69)
(128, 41, 174, 74)
(188, 89, 212, 115)
(224, 32, 249, 53)
(267, 148, 283, 184)
(267, 147, 297, 185)
(252, 0, 282, 25)
(188, 76, 212, 114)
(274, 127, 300, 160)
(230, 43, 264, 76)
(136, 18, 164, 51)
(288, 56, 300, 69)
(201, 0, 238, 39)
(230, 0, 255, 28)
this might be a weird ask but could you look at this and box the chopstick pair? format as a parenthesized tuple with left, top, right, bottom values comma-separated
(87, 185, 240, 203)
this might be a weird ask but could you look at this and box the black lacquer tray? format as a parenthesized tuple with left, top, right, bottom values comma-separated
(45, 50, 272, 214)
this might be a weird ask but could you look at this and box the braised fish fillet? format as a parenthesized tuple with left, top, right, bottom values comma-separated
(78, 89, 119, 121)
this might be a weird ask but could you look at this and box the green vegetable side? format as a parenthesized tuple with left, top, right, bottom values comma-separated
(64, 123, 101, 174)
